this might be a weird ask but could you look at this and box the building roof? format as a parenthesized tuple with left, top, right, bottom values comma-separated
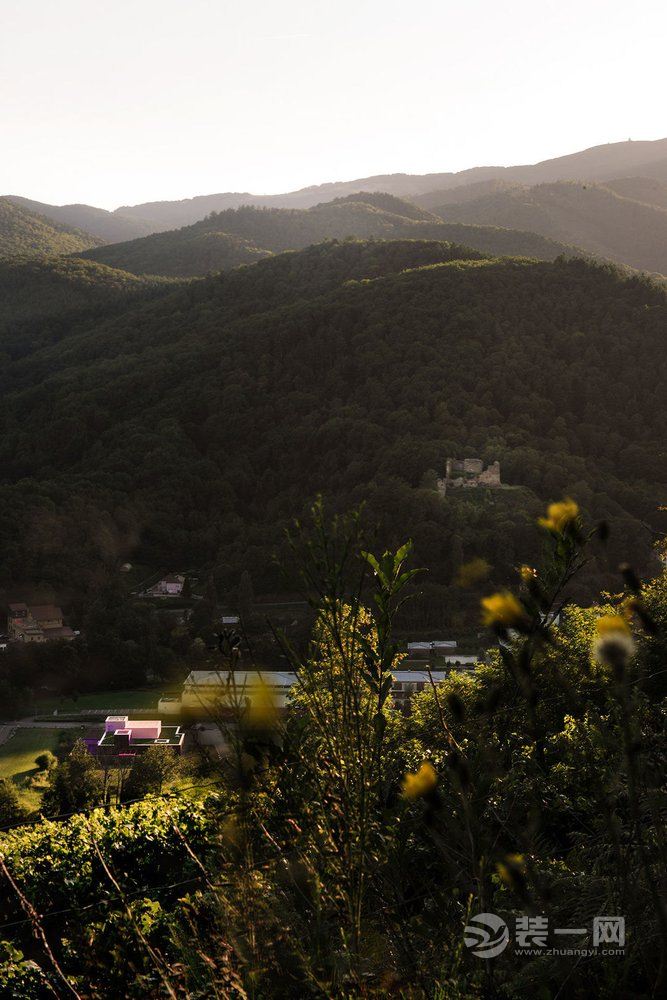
(407, 640, 457, 650)
(30, 605, 63, 621)
(184, 668, 456, 689)
(97, 725, 184, 747)
(8, 602, 28, 614)
(162, 574, 184, 584)
(185, 670, 296, 688)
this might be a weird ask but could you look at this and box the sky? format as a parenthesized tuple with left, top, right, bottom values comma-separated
(1, 0, 666, 210)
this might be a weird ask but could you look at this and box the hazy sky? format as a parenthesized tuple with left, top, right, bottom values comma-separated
(2, 0, 665, 209)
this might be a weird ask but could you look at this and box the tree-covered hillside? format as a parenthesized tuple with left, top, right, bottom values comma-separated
(79, 195, 581, 277)
(0, 198, 101, 257)
(0, 240, 664, 610)
(5, 195, 157, 243)
(79, 228, 273, 277)
(427, 181, 667, 275)
(0, 256, 173, 360)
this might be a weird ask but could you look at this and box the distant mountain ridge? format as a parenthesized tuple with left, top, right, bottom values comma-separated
(4, 196, 158, 243)
(79, 193, 582, 278)
(0, 198, 102, 258)
(423, 180, 667, 276)
(113, 137, 667, 229)
(8, 137, 667, 240)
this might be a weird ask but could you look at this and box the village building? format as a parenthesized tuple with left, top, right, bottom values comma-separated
(148, 574, 186, 597)
(85, 716, 184, 758)
(6, 603, 76, 643)
(168, 665, 477, 721)
(407, 640, 457, 655)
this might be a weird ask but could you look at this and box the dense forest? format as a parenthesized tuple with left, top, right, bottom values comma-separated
(0, 199, 102, 258)
(0, 256, 170, 360)
(0, 239, 665, 618)
(421, 180, 667, 275)
(79, 195, 581, 277)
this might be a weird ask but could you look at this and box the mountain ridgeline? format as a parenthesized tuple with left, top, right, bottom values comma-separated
(0, 239, 664, 617)
(0, 198, 102, 258)
(419, 180, 667, 275)
(111, 136, 667, 227)
(5, 138, 667, 280)
(78, 193, 582, 277)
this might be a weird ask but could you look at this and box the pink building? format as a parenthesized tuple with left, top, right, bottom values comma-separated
(149, 574, 185, 597)
(91, 716, 184, 757)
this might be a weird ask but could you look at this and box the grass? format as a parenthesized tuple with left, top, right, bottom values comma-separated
(33, 686, 166, 716)
(0, 727, 86, 811)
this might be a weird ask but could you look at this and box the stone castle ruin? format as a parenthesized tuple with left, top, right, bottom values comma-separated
(437, 457, 501, 495)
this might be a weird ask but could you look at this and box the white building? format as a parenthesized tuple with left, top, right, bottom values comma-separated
(149, 574, 185, 597)
(174, 666, 467, 718)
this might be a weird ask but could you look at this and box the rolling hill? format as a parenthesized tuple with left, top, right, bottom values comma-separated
(0, 198, 101, 257)
(4, 196, 157, 244)
(79, 194, 581, 277)
(602, 176, 667, 210)
(423, 181, 667, 275)
(0, 239, 664, 609)
(77, 227, 273, 277)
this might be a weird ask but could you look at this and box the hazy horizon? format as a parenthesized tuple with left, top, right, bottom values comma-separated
(2, 0, 667, 210)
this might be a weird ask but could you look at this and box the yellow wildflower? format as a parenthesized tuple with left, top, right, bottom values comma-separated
(519, 565, 537, 583)
(596, 614, 631, 637)
(538, 498, 580, 533)
(402, 762, 437, 800)
(593, 615, 635, 668)
(481, 591, 526, 628)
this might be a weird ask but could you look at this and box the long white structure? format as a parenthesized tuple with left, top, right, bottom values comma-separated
(171, 664, 478, 718)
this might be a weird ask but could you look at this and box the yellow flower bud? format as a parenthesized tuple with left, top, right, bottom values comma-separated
(596, 615, 631, 637)
(481, 591, 527, 628)
(538, 498, 580, 533)
(402, 761, 437, 799)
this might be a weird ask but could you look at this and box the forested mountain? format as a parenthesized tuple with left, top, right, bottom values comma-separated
(0, 239, 664, 615)
(4, 196, 157, 243)
(79, 195, 580, 277)
(0, 256, 171, 360)
(0, 198, 101, 257)
(423, 181, 667, 275)
(78, 227, 272, 277)
(114, 137, 667, 229)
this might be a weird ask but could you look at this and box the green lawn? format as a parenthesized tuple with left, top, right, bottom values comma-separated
(0, 727, 86, 812)
(34, 687, 165, 716)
